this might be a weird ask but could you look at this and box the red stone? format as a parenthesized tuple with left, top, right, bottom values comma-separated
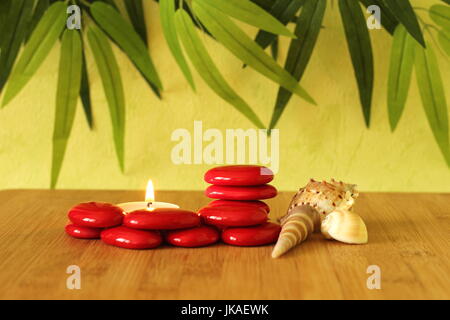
(124, 208, 201, 230)
(198, 205, 267, 227)
(166, 226, 219, 247)
(221, 222, 281, 246)
(65, 223, 102, 239)
(207, 199, 270, 213)
(101, 226, 162, 249)
(205, 184, 277, 200)
(68, 202, 123, 228)
(204, 165, 274, 186)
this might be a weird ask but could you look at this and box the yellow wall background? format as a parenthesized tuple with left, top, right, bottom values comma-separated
(0, 0, 449, 192)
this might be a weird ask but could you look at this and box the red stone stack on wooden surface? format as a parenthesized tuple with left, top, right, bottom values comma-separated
(199, 165, 281, 246)
(65, 203, 219, 249)
(64, 165, 281, 249)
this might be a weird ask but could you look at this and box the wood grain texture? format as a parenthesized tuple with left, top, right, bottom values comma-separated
(0, 189, 448, 300)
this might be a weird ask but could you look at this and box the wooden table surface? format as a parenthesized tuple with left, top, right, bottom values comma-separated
(0, 189, 448, 300)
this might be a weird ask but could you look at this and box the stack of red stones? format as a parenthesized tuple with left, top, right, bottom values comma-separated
(65, 203, 219, 249)
(65, 165, 280, 249)
(199, 165, 281, 246)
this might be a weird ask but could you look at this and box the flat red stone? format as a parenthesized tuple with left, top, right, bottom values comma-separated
(205, 184, 277, 200)
(165, 226, 219, 247)
(124, 208, 201, 230)
(101, 226, 162, 249)
(198, 205, 267, 227)
(204, 165, 274, 186)
(68, 202, 123, 228)
(207, 199, 270, 213)
(65, 224, 102, 239)
(221, 222, 281, 246)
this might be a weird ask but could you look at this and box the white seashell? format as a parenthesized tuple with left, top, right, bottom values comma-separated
(321, 209, 368, 244)
(271, 205, 320, 258)
(273, 179, 362, 258)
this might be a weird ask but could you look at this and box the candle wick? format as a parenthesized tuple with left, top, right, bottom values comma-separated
(147, 202, 153, 209)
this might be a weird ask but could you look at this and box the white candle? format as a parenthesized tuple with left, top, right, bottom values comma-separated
(117, 180, 179, 214)
(117, 201, 179, 213)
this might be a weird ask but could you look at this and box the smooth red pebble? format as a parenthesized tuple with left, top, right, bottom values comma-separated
(68, 202, 123, 228)
(65, 224, 102, 239)
(205, 184, 277, 200)
(101, 226, 162, 249)
(198, 205, 267, 227)
(207, 199, 270, 213)
(204, 165, 274, 186)
(166, 226, 219, 247)
(222, 222, 281, 246)
(124, 208, 201, 230)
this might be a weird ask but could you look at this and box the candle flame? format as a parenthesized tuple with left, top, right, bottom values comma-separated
(145, 180, 155, 203)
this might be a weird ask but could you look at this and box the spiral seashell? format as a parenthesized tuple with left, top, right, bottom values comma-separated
(321, 209, 368, 244)
(271, 205, 320, 258)
(272, 179, 362, 258)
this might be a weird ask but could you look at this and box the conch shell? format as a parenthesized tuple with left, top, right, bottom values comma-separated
(272, 179, 367, 258)
(283, 178, 358, 219)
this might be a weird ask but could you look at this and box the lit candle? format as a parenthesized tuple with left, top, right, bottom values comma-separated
(117, 180, 179, 214)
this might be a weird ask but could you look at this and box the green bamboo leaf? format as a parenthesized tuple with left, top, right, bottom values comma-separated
(254, 0, 304, 50)
(429, 4, 450, 30)
(123, 0, 161, 98)
(251, 0, 276, 11)
(124, 0, 148, 45)
(179, 1, 213, 37)
(160, 0, 195, 90)
(88, 25, 125, 171)
(80, 48, 94, 129)
(415, 44, 450, 167)
(98, 0, 118, 10)
(438, 29, 450, 56)
(383, 0, 425, 47)
(339, 0, 374, 127)
(269, 0, 326, 130)
(359, 0, 398, 34)
(196, 0, 295, 38)
(24, 0, 49, 43)
(174, 9, 264, 128)
(387, 25, 416, 131)
(90, 2, 163, 90)
(51, 29, 83, 189)
(0, 1, 10, 32)
(192, 0, 315, 105)
(290, 15, 299, 23)
(1, 1, 66, 107)
(0, 0, 33, 94)
(270, 36, 279, 61)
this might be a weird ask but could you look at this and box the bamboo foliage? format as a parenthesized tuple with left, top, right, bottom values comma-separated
(0, 0, 449, 189)
(52, 29, 83, 189)
(339, 0, 374, 127)
(269, 0, 325, 130)
(387, 25, 416, 131)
